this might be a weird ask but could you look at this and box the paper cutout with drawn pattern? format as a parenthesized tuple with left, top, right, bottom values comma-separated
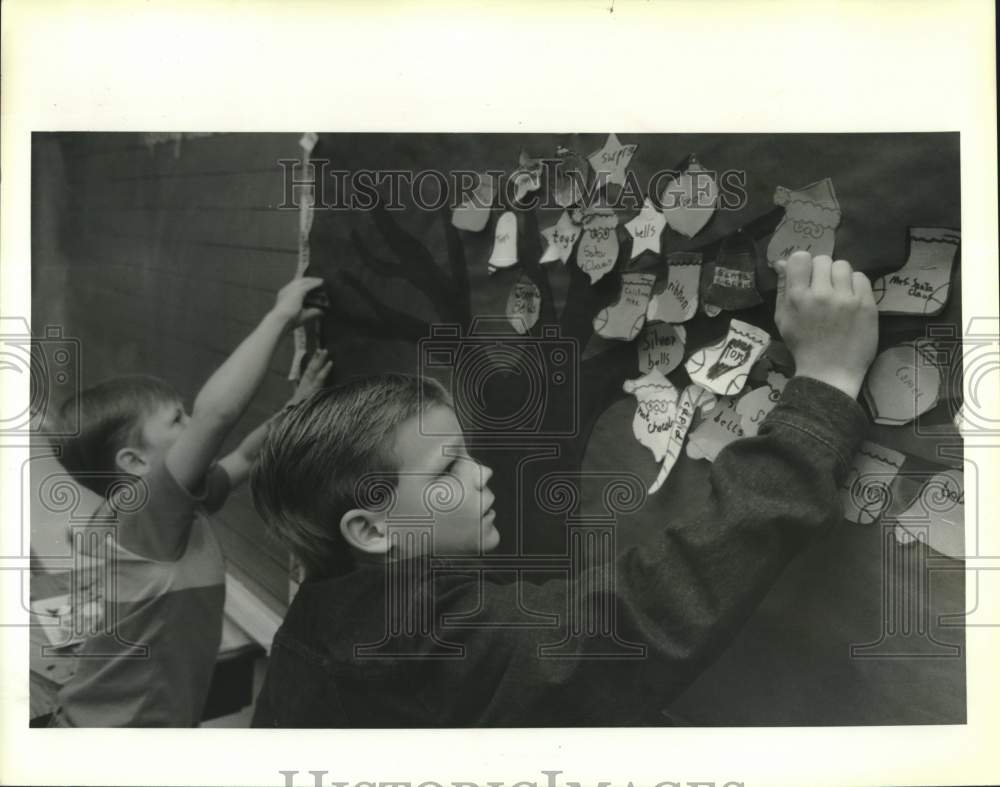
(840, 440, 907, 525)
(488, 211, 518, 273)
(735, 370, 790, 437)
(872, 227, 960, 315)
(637, 322, 687, 376)
(625, 197, 666, 259)
(623, 369, 680, 464)
(766, 178, 841, 264)
(862, 340, 942, 425)
(685, 319, 771, 396)
(505, 274, 541, 335)
(451, 172, 494, 232)
(686, 395, 744, 462)
(705, 228, 763, 310)
(646, 252, 701, 323)
(660, 157, 718, 238)
(577, 210, 619, 284)
(593, 272, 656, 341)
(649, 384, 716, 494)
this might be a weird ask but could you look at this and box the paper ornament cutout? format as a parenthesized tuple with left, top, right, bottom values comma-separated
(872, 227, 961, 316)
(892, 470, 964, 559)
(660, 157, 718, 238)
(540, 210, 582, 264)
(488, 211, 518, 272)
(766, 178, 841, 264)
(646, 252, 702, 323)
(862, 340, 942, 425)
(685, 319, 771, 396)
(510, 150, 543, 203)
(577, 211, 620, 284)
(587, 133, 638, 188)
(649, 384, 716, 494)
(735, 371, 790, 437)
(552, 146, 590, 208)
(703, 303, 723, 317)
(623, 369, 680, 464)
(687, 396, 744, 462)
(506, 275, 541, 335)
(705, 228, 763, 310)
(839, 441, 906, 525)
(637, 322, 687, 376)
(593, 272, 656, 341)
(451, 172, 495, 232)
(625, 198, 666, 259)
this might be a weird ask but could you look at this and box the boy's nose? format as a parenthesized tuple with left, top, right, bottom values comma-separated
(477, 462, 494, 488)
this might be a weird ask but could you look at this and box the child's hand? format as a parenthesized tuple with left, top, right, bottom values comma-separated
(774, 251, 878, 399)
(271, 276, 327, 329)
(289, 349, 333, 405)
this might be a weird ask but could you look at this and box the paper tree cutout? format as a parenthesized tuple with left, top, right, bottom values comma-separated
(840, 441, 906, 525)
(685, 319, 771, 396)
(540, 210, 582, 264)
(625, 198, 666, 259)
(872, 227, 961, 315)
(687, 396, 743, 462)
(735, 370, 789, 437)
(649, 384, 716, 494)
(862, 340, 942, 425)
(488, 211, 518, 273)
(553, 146, 590, 208)
(593, 272, 657, 341)
(506, 274, 541, 335)
(451, 172, 495, 232)
(646, 252, 701, 323)
(893, 470, 964, 559)
(577, 211, 620, 284)
(766, 178, 841, 264)
(637, 322, 687, 376)
(705, 228, 763, 310)
(510, 150, 543, 203)
(623, 369, 680, 464)
(660, 157, 718, 238)
(587, 133, 638, 187)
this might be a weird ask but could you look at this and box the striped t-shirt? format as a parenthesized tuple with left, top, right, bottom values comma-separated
(54, 461, 230, 727)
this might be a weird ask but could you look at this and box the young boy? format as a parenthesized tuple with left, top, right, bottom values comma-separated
(50, 275, 330, 727)
(250, 251, 878, 726)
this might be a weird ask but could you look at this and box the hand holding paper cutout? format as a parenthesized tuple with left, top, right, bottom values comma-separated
(488, 211, 518, 272)
(840, 441, 906, 525)
(623, 369, 680, 464)
(686, 396, 744, 462)
(660, 157, 718, 238)
(735, 370, 789, 437)
(451, 172, 494, 232)
(872, 227, 960, 315)
(685, 318, 770, 396)
(637, 322, 687, 375)
(766, 178, 841, 264)
(506, 275, 541, 334)
(648, 384, 716, 494)
(646, 252, 701, 323)
(593, 272, 656, 341)
(862, 340, 942, 425)
(625, 198, 666, 259)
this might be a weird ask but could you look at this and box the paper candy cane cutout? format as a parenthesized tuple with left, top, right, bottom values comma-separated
(288, 132, 319, 381)
(648, 384, 716, 494)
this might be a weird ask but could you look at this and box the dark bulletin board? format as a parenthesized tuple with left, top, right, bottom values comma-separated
(305, 133, 963, 725)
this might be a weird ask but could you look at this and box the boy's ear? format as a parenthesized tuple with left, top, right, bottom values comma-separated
(339, 509, 390, 555)
(114, 446, 150, 476)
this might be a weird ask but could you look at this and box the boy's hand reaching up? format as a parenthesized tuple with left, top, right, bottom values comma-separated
(774, 251, 878, 399)
(271, 276, 328, 329)
(289, 349, 333, 405)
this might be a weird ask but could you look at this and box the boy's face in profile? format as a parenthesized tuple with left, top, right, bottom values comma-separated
(123, 399, 189, 471)
(388, 404, 499, 555)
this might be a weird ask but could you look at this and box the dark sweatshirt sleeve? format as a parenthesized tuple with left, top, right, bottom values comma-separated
(474, 376, 868, 725)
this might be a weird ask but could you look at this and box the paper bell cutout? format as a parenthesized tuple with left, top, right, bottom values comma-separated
(587, 133, 638, 188)
(840, 441, 906, 525)
(648, 384, 716, 494)
(660, 157, 718, 238)
(685, 319, 771, 396)
(451, 172, 495, 232)
(623, 369, 680, 464)
(552, 146, 590, 208)
(646, 252, 701, 323)
(577, 211, 620, 284)
(637, 322, 687, 376)
(593, 272, 656, 341)
(510, 150, 543, 203)
(625, 198, 666, 259)
(506, 274, 541, 335)
(705, 228, 763, 310)
(872, 227, 960, 316)
(686, 396, 744, 462)
(862, 340, 942, 425)
(735, 370, 789, 437)
(766, 177, 841, 264)
(540, 210, 582, 264)
(892, 469, 965, 559)
(488, 211, 518, 272)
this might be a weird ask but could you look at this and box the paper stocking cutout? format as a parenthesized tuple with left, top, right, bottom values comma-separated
(506, 275, 541, 335)
(646, 252, 701, 323)
(488, 211, 518, 273)
(553, 146, 590, 208)
(765, 178, 841, 264)
(587, 133, 638, 187)
(705, 228, 763, 310)
(511, 150, 543, 203)
(686, 396, 744, 462)
(593, 272, 656, 341)
(735, 370, 790, 437)
(862, 340, 942, 425)
(451, 172, 495, 232)
(685, 319, 771, 396)
(840, 441, 906, 525)
(872, 227, 961, 315)
(893, 470, 964, 559)
(625, 198, 666, 259)
(649, 384, 716, 494)
(660, 157, 718, 238)
(637, 322, 687, 376)
(623, 369, 680, 464)
(577, 211, 620, 284)
(540, 210, 582, 264)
